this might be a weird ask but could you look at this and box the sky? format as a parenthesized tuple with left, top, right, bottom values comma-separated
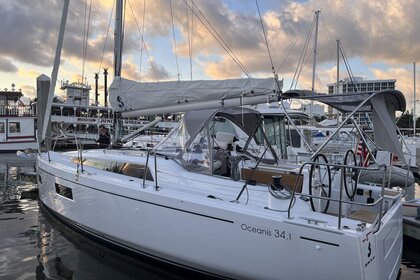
(0, 0, 419, 114)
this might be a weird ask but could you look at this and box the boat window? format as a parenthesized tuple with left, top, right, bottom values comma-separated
(9, 122, 20, 133)
(55, 183, 73, 200)
(72, 159, 154, 181)
(290, 130, 301, 148)
(261, 116, 287, 156)
(0, 123, 4, 133)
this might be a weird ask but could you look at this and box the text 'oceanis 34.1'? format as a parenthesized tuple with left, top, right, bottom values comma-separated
(37, 1, 403, 279)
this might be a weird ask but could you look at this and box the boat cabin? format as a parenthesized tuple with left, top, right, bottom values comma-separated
(0, 87, 37, 151)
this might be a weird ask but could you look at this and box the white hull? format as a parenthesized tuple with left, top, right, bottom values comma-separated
(38, 151, 402, 280)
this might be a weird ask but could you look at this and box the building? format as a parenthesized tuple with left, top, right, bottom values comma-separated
(300, 103, 325, 117)
(328, 77, 396, 95)
(326, 77, 396, 122)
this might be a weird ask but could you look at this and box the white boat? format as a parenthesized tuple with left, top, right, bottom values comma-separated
(38, 104, 404, 280)
(0, 86, 37, 152)
(37, 1, 405, 279)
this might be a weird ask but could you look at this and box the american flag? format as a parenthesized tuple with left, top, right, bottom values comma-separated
(356, 138, 369, 166)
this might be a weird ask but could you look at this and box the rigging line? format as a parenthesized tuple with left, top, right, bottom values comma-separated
(98, 0, 115, 73)
(188, 0, 250, 77)
(190, 0, 250, 77)
(295, 18, 316, 89)
(82, 0, 93, 84)
(169, 0, 180, 81)
(139, 0, 146, 82)
(339, 41, 358, 91)
(183, 0, 251, 78)
(82, 0, 87, 81)
(186, 1, 192, 80)
(276, 37, 298, 75)
(128, 0, 158, 81)
(290, 17, 314, 89)
(190, 0, 194, 80)
(255, 0, 275, 74)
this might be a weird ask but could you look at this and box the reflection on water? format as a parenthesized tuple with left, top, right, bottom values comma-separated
(37, 204, 211, 280)
(0, 153, 419, 279)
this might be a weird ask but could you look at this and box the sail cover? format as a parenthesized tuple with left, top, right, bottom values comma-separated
(109, 77, 280, 114)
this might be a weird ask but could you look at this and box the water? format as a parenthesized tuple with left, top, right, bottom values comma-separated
(0, 153, 419, 279)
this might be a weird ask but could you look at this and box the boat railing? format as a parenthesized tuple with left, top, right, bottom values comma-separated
(143, 149, 159, 191)
(0, 105, 35, 117)
(287, 161, 388, 233)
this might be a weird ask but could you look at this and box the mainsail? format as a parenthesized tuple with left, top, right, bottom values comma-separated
(109, 77, 282, 117)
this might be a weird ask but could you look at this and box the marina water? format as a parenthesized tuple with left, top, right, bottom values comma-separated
(1, 153, 419, 279)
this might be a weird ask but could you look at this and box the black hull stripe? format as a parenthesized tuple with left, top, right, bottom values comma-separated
(40, 202, 230, 280)
(300, 236, 340, 247)
(38, 167, 234, 224)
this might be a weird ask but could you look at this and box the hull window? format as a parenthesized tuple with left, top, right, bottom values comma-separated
(55, 183, 73, 200)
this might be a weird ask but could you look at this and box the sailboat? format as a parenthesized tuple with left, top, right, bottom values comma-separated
(37, 1, 404, 279)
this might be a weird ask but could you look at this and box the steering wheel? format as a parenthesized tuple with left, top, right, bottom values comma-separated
(309, 154, 332, 213)
(343, 149, 358, 200)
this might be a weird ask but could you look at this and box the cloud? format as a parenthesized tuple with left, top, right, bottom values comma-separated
(371, 66, 416, 111)
(0, 0, 418, 94)
(20, 84, 36, 99)
(0, 57, 18, 72)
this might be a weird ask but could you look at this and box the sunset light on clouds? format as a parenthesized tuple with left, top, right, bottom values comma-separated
(0, 0, 419, 113)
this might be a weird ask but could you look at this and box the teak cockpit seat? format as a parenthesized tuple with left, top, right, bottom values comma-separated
(241, 167, 303, 193)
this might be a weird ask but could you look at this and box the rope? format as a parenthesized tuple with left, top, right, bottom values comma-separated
(98, 0, 115, 73)
(169, 0, 180, 81)
(255, 0, 275, 75)
(82, 0, 93, 82)
(186, 1, 193, 80)
(183, 0, 251, 78)
(128, 0, 158, 81)
(290, 16, 315, 89)
(139, 0, 146, 82)
(276, 37, 298, 75)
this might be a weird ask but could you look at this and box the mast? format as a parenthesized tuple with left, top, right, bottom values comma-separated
(310, 10, 320, 120)
(114, 0, 123, 78)
(335, 39, 340, 120)
(41, 0, 69, 144)
(414, 61, 417, 136)
(336, 39, 340, 94)
(112, 0, 124, 146)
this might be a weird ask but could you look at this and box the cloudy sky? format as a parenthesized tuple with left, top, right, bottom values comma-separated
(0, 0, 419, 113)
